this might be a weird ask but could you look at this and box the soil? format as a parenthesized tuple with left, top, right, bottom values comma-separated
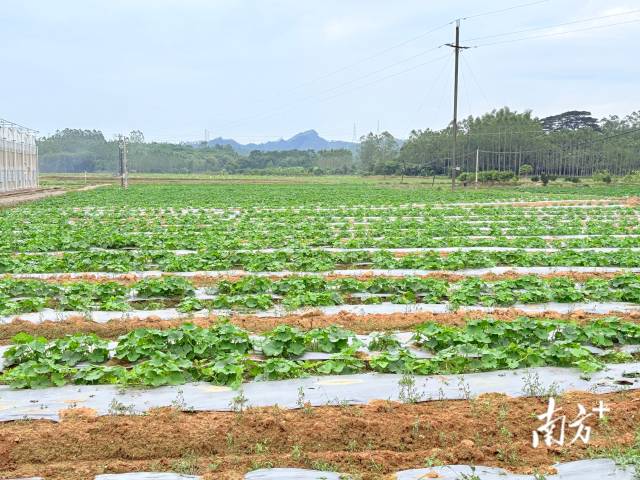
(5, 271, 632, 287)
(0, 184, 109, 208)
(0, 188, 66, 208)
(2, 308, 639, 342)
(0, 391, 637, 480)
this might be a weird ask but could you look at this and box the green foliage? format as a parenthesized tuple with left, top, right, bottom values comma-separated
(458, 170, 516, 183)
(114, 323, 251, 362)
(254, 358, 306, 381)
(2, 359, 76, 389)
(367, 332, 402, 351)
(37, 129, 356, 175)
(259, 325, 306, 358)
(1, 318, 639, 389)
(134, 277, 194, 298)
(313, 349, 364, 375)
(126, 352, 193, 387)
(305, 326, 358, 353)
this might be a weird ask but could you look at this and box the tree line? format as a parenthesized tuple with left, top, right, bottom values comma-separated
(38, 108, 640, 177)
(38, 130, 354, 175)
(360, 109, 640, 177)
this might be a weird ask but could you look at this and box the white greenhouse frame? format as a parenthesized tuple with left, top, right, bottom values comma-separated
(0, 118, 38, 193)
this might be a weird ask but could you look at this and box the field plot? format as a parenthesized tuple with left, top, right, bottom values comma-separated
(1, 182, 639, 480)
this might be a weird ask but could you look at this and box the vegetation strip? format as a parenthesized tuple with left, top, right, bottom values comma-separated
(2, 317, 640, 388)
(2, 274, 640, 317)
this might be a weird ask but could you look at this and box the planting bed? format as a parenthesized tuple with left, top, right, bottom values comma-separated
(1, 183, 639, 479)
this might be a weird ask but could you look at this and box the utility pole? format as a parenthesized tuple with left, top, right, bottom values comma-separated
(118, 135, 128, 189)
(446, 20, 470, 190)
(475, 148, 479, 188)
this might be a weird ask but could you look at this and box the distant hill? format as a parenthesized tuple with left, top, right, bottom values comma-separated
(204, 130, 358, 154)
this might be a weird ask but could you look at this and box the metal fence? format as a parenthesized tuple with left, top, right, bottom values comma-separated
(0, 119, 38, 192)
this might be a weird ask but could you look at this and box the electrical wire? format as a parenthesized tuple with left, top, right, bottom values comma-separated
(477, 127, 640, 154)
(292, 22, 452, 92)
(474, 18, 640, 48)
(292, 1, 551, 91)
(464, 8, 640, 43)
(460, 51, 491, 112)
(216, 54, 452, 132)
(209, 2, 553, 133)
(461, 0, 550, 21)
(416, 51, 452, 113)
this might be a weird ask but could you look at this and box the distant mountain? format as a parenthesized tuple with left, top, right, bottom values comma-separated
(203, 130, 358, 154)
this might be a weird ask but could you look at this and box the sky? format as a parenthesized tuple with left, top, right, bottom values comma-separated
(1, 0, 639, 143)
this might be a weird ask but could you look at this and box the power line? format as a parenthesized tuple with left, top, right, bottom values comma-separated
(464, 8, 640, 43)
(292, 22, 452, 92)
(461, 0, 550, 21)
(416, 51, 452, 113)
(474, 18, 640, 48)
(317, 53, 451, 103)
(460, 51, 491, 112)
(211, 2, 553, 133)
(291, 1, 550, 91)
(477, 127, 640, 154)
(215, 46, 444, 131)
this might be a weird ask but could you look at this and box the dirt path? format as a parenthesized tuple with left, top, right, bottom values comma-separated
(0, 390, 637, 479)
(0, 188, 66, 207)
(0, 184, 110, 208)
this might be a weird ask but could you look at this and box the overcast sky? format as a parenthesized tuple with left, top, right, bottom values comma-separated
(2, 0, 639, 142)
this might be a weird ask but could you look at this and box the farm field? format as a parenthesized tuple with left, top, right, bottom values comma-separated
(1, 180, 640, 480)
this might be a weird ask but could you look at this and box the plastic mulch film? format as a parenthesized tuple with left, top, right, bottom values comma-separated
(1, 363, 638, 422)
(244, 469, 343, 479)
(4, 460, 637, 479)
(395, 458, 634, 479)
(3, 301, 639, 325)
(95, 475, 200, 480)
(7, 266, 640, 281)
(242, 459, 635, 479)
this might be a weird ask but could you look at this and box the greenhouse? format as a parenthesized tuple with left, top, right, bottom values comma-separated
(0, 118, 38, 193)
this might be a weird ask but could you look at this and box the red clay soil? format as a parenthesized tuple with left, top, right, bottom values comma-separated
(3, 271, 632, 287)
(0, 391, 638, 480)
(1, 309, 640, 342)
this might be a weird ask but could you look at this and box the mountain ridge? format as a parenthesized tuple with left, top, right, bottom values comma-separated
(202, 129, 358, 153)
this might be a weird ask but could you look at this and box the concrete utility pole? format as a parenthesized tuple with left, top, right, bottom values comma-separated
(475, 148, 479, 189)
(118, 135, 128, 189)
(446, 20, 470, 190)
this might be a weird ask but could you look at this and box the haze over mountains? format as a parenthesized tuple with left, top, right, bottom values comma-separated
(204, 130, 358, 154)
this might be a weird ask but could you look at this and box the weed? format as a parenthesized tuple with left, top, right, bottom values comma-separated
(107, 398, 136, 415)
(398, 373, 423, 403)
(171, 451, 199, 475)
(521, 372, 560, 399)
(254, 440, 269, 454)
(311, 460, 338, 471)
(424, 455, 444, 467)
(292, 444, 304, 461)
(229, 388, 248, 413)
(297, 386, 314, 415)
(456, 466, 481, 480)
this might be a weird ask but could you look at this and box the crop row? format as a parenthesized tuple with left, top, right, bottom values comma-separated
(7, 230, 640, 253)
(5, 204, 640, 221)
(20, 184, 640, 208)
(4, 197, 639, 252)
(2, 317, 639, 389)
(2, 249, 640, 274)
(2, 274, 640, 315)
(4, 211, 640, 251)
